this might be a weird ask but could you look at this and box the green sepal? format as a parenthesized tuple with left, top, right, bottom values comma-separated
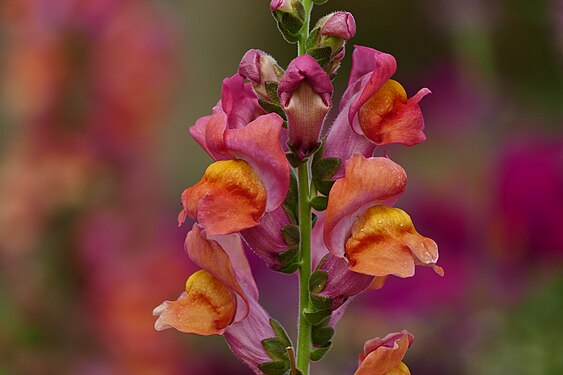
(315, 180, 335, 196)
(262, 338, 289, 361)
(278, 246, 299, 265)
(275, 21, 301, 44)
(282, 172, 298, 224)
(309, 270, 328, 294)
(311, 213, 318, 228)
(281, 224, 300, 246)
(312, 157, 341, 184)
(311, 142, 341, 196)
(270, 318, 292, 347)
(277, 246, 300, 274)
(312, 0, 328, 4)
(278, 262, 300, 274)
(310, 195, 328, 211)
(310, 294, 332, 310)
(307, 46, 333, 67)
(305, 28, 321, 50)
(312, 326, 334, 347)
(285, 151, 305, 168)
(310, 342, 332, 361)
(304, 308, 331, 326)
(265, 81, 281, 104)
(258, 99, 286, 119)
(258, 360, 290, 375)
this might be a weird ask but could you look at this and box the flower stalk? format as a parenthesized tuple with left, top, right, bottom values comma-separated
(295, 1, 315, 372)
(296, 162, 313, 373)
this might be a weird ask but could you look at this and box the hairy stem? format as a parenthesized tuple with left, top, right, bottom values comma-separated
(297, 0, 313, 56)
(296, 1, 314, 373)
(296, 162, 312, 374)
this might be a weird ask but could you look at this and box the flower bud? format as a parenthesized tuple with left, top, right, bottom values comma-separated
(239, 49, 284, 105)
(270, 0, 306, 43)
(278, 54, 333, 159)
(306, 12, 356, 76)
(355, 331, 414, 375)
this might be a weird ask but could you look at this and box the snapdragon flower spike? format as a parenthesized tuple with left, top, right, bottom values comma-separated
(278, 54, 333, 159)
(355, 330, 414, 375)
(239, 49, 284, 106)
(181, 78, 290, 235)
(324, 155, 443, 278)
(325, 46, 431, 176)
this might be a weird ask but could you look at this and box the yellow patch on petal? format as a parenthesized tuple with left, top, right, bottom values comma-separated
(345, 205, 442, 278)
(384, 362, 411, 375)
(182, 159, 267, 234)
(154, 270, 236, 335)
(358, 79, 407, 143)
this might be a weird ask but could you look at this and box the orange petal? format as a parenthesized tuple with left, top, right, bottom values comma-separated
(324, 155, 407, 258)
(153, 270, 236, 335)
(356, 331, 413, 375)
(181, 159, 267, 235)
(345, 205, 442, 278)
(384, 362, 411, 375)
(358, 80, 428, 146)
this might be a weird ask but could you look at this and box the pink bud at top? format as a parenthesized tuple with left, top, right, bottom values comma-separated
(270, 0, 291, 12)
(278, 54, 333, 159)
(320, 12, 356, 40)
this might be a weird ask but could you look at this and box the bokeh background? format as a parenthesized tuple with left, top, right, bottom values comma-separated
(0, 0, 562, 374)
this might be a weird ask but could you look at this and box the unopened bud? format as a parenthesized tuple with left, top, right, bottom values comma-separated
(270, 0, 306, 43)
(306, 12, 356, 76)
(239, 49, 284, 105)
(278, 54, 333, 159)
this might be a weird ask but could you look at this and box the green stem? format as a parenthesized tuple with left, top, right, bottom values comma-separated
(296, 1, 314, 373)
(296, 162, 312, 374)
(297, 0, 313, 56)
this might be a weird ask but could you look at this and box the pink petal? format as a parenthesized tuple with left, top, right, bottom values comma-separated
(224, 113, 290, 212)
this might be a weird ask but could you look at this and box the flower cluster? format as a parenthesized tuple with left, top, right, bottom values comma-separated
(155, 3, 442, 374)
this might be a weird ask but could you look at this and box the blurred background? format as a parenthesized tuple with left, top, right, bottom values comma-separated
(0, 0, 561, 374)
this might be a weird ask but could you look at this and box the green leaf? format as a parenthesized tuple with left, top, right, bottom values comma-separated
(305, 27, 321, 50)
(270, 319, 292, 347)
(312, 326, 334, 346)
(258, 360, 290, 375)
(262, 338, 288, 361)
(312, 0, 328, 4)
(310, 196, 328, 211)
(309, 270, 328, 294)
(310, 343, 332, 361)
(304, 309, 331, 326)
(275, 21, 301, 44)
(281, 225, 300, 246)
